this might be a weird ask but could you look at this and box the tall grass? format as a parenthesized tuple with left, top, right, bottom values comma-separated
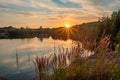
(34, 35, 120, 80)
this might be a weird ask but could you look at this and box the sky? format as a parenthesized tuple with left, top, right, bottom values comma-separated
(0, 0, 120, 28)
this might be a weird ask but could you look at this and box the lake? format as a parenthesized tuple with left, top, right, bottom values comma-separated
(0, 37, 73, 80)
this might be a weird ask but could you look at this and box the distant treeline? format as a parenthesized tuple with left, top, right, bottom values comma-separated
(0, 25, 98, 40)
(0, 26, 50, 38)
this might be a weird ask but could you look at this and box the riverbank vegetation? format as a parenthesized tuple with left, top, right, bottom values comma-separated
(34, 10, 120, 80)
(34, 35, 120, 80)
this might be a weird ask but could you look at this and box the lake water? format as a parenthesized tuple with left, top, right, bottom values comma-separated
(0, 37, 73, 80)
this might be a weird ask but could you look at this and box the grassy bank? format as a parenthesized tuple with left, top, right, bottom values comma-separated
(34, 35, 120, 80)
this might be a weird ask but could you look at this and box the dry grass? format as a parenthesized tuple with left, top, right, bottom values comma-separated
(34, 35, 120, 80)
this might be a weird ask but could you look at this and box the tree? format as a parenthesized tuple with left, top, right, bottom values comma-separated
(111, 10, 120, 39)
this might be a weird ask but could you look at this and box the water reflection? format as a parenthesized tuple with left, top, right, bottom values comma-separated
(28, 53, 30, 64)
(16, 49, 19, 71)
(0, 37, 73, 80)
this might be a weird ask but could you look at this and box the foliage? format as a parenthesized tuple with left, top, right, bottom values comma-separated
(115, 31, 120, 54)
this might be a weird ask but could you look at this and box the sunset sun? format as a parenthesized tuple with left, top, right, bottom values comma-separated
(65, 24, 71, 28)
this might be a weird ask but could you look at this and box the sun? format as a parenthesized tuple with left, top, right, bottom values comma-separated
(65, 24, 71, 28)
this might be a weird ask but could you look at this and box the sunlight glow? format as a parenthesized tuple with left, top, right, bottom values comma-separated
(58, 24, 78, 39)
(65, 24, 71, 28)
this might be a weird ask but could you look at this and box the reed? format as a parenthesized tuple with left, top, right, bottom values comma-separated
(34, 35, 120, 80)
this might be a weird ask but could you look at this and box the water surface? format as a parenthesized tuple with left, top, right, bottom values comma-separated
(0, 37, 73, 80)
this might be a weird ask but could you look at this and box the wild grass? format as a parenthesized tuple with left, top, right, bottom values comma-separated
(34, 35, 120, 80)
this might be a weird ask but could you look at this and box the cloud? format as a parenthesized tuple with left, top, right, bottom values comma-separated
(0, 7, 38, 18)
(0, 0, 120, 27)
(15, 11, 38, 18)
(58, 0, 119, 16)
(0, 0, 119, 15)
(52, 0, 81, 8)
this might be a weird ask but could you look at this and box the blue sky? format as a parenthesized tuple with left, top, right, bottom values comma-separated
(0, 0, 120, 28)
